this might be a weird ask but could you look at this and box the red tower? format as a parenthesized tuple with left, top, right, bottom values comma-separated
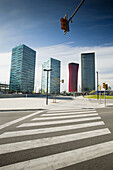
(68, 63, 79, 92)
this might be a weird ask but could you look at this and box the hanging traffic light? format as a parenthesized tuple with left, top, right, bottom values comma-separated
(60, 18, 66, 30)
(60, 14, 69, 34)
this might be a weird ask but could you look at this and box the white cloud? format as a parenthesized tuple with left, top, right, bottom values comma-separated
(0, 52, 11, 84)
(0, 44, 113, 91)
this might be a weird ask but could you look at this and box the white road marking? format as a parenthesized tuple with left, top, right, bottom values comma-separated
(32, 113, 98, 121)
(0, 111, 43, 130)
(1, 140, 113, 170)
(0, 121, 105, 138)
(0, 128, 110, 154)
(46, 109, 95, 113)
(42, 110, 97, 116)
(18, 116, 101, 127)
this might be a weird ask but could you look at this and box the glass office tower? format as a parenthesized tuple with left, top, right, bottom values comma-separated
(81, 53, 95, 93)
(68, 63, 79, 92)
(41, 58, 61, 94)
(9, 44, 36, 93)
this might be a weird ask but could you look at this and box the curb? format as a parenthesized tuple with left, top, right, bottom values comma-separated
(0, 109, 45, 112)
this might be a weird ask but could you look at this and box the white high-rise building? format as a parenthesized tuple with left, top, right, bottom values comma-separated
(41, 58, 61, 94)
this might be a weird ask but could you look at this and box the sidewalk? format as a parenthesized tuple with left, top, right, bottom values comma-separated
(88, 98, 113, 108)
(0, 96, 74, 111)
(0, 96, 107, 112)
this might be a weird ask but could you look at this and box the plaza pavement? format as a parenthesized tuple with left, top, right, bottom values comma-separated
(0, 96, 110, 112)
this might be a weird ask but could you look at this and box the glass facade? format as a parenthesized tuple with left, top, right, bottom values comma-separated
(9, 44, 36, 93)
(68, 63, 79, 92)
(81, 53, 95, 93)
(41, 58, 61, 94)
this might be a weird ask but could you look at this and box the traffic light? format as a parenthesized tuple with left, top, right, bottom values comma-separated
(99, 85, 101, 91)
(106, 84, 108, 90)
(60, 14, 69, 34)
(103, 83, 106, 89)
(60, 18, 66, 30)
(62, 79, 64, 83)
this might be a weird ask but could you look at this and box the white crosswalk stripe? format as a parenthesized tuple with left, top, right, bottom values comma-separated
(0, 121, 105, 138)
(46, 109, 95, 113)
(41, 110, 97, 116)
(32, 113, 99, 120)
(0, 108, 112, 170)
(0, 128, 110, 154)
(18, 116, 101, 127)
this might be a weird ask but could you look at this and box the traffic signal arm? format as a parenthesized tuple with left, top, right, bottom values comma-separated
(68, 0, 85, 23)
(60, 0, 85, 35)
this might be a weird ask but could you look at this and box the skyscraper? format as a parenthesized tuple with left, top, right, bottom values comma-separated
(81, 52, 95, 93)
(68, 63, 79, 92)
(41, 58, 61, 94)
(9, 44, 36, 93)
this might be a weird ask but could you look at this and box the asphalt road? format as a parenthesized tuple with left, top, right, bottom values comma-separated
(0, 105, 113, 170)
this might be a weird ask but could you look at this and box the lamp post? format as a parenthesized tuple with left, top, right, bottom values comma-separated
(44, 69, 52, 105)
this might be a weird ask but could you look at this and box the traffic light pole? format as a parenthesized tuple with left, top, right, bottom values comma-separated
(46, 71, 49, 105)
(96, 71, 99, 100)
(104, 89, 106, 107)
(100, 90, 101, 104)
(68, 0, 85, 23)
(103, 82, 108, 107)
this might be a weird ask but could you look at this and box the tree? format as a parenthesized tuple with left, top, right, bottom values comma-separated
(42, 89, 45, 94)
(62, 90, 67, 95)
(22, 89, 26, 94)
(108, 86, 112, 91)
(52, 77, 60, 103)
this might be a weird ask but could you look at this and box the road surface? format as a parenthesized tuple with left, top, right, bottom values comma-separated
(0, 97, 113, 170)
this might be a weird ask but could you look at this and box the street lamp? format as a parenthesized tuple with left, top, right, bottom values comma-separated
(44, 69, 52, 105)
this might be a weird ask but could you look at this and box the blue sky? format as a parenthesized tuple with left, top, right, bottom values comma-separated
(0, 0, 113, 91)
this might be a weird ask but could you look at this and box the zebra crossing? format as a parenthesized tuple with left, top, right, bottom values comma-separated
(0, 108, 113, 170)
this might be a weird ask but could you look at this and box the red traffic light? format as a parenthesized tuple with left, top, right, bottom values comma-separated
(60, 18, 64, 22)
(60, 18, 67, 30)
(60, 15, 69, 34)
